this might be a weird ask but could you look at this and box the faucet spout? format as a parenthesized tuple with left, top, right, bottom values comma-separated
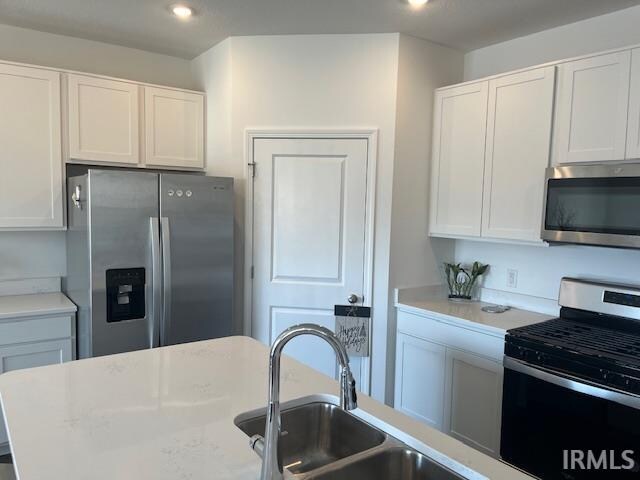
(259, 324, 358, 480)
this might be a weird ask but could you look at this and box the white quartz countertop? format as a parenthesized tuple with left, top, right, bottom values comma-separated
(0, 292, 76, 321)
(396, 298, 552, 335)
(0, 336, 533, 480)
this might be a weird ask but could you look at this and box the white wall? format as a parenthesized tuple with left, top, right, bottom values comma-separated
(464, 5, 640, 80)
(456, 241, 640, 303)
(0, 24, 196, 284)
(193, 33, 401, 401)
(191, 39, 238, 330)
(387, 35, 462, 401)
(457, 7, 640, 306)
(0, 24, 195, 88)
(0, 232, 66, 281)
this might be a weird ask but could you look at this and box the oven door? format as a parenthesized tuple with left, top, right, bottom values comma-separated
(541, 163, 640, 248)
(501, 358, 640, 480)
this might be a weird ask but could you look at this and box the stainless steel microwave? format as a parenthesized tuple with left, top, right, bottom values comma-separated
(541, 163, 640, 248)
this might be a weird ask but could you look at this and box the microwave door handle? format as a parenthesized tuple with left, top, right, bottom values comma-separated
(504, 357, 640, 410)
(161, 217, 172, 346)
(150, 217, 161, 348)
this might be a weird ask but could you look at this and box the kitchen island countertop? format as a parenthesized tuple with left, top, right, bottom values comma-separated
(0, 336, 533, 479)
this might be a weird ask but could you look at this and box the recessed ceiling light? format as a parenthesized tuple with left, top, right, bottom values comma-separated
(408, 0, 429, 6)
(172, 4, 193, 19)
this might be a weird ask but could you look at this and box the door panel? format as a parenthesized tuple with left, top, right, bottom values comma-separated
(271, 307, 339, 378)
(0, 63, 62, 229)
(482, 67, 555, 241)
(271, 155, 345, 283)
(68, 74, 139, 164)
(160, 174, 233, 345)
(252, 138, 369, 390)
(394, 333, 446, 430)
(554, 51, 631, 164)
(87, 170, 158, 357)
(144, 87, 204, 169)
(0, 339, 72, 445)
(444, 348, 503, 457)
(429, 82, 488, 237)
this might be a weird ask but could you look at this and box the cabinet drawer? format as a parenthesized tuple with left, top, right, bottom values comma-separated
(397, 310, 504, 361)
(0, 315, 73, 346)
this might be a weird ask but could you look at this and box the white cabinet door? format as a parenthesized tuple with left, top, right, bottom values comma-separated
(429, 82, 488, 237)
(554, 51, 631, 164)
(444, 348, 503, 458)
(0, 63, 63, 229)
(0, 339, 73, 446)
(482, 67, 555, 242)
(626, 48, 640, 159)
(68, 74, 140, 164)
(394, 333, 446, 430)
(144, 87, 204, 169)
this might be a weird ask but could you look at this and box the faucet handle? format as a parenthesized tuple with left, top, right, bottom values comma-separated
(342, 370, 358, 410)
(250, 434, 265, 457)
(349, 378, 358, 408)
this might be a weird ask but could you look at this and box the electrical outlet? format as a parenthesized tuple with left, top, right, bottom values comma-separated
(507, 269, 518, 289)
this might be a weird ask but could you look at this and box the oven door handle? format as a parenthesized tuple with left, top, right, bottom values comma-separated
(504, 357, 640, 410)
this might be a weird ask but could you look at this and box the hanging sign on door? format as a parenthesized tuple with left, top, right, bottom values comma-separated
(334, 305, 371, 357)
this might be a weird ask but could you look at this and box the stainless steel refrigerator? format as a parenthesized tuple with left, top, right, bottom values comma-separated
(64, 168, 233, 359)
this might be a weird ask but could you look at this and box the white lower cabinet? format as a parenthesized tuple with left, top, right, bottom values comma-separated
(394, 333, 447, 430)
(0, 315, 74, 451)
(395, 310, 504, 458)
(444, 348, 503, 457)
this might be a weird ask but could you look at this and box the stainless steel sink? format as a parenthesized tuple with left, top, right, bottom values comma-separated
(235, 402, 386, 474)
(306, 447, 464, 480)
(235, 395, 482, 480)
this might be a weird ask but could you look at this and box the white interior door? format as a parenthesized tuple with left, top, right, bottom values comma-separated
(251, 137, 370, 392)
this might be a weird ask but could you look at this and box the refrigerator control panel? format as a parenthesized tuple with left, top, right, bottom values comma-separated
(106, 268, 146, 323)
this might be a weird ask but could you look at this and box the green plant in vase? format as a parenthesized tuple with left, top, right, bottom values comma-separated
(444, 261, 489, 301)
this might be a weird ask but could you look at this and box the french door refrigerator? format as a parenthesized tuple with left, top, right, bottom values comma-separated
(64, 168, 234, 359)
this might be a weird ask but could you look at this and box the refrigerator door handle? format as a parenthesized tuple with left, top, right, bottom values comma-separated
(150, 217, 161, 348)
(161, 217, 172, 345)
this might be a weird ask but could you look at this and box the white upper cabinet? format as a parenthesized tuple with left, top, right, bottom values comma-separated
(429, 82, 488, 237)
(482, 67, 555, 242)
(144, 87, 204, 169)
(0, 63, 63, 229)
(68, 74, 140, 164)
(626, 48, 640, 159)
(554, 51, 631, 164)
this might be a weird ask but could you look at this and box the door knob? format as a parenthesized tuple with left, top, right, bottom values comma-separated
(347, 294, 359, 304)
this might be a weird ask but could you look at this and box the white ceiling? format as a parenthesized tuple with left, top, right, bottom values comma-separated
(1, 0, 640, 59)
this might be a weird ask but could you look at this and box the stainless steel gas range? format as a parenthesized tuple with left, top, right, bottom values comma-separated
(501, 278, 640, 479)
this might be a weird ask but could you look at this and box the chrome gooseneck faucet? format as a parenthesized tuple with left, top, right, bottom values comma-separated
(259, 324, 358, 480)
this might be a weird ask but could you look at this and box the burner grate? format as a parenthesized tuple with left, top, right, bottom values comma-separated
(511, 318, 640, 368)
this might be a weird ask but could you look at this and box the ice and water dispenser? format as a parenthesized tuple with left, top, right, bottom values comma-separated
(106, 268, 146, 322)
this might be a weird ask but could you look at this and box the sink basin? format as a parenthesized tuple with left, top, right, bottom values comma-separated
(306, 447, 465, 480)
(235, 396, 482, 479)
(235, 402, 386, 474)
